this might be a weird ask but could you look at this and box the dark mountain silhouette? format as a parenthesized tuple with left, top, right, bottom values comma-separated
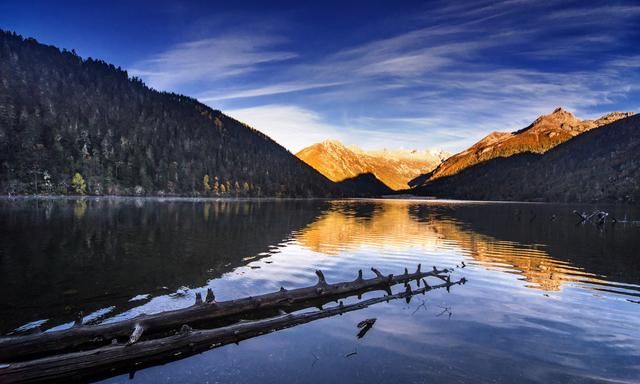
(0, 30, 338, 197)
(335, 172, 393, 197)
(411, 114, 640, 203)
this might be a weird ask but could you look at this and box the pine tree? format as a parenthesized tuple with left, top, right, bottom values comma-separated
(71, 172, 87, 195)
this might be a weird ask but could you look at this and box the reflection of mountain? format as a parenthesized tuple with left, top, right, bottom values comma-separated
(297, 201, 639, 293)
(435, 204, 640, 289)
(0, 198, 327, 333)
(297, 201, 442, 254)
(415, 213, 570, 292)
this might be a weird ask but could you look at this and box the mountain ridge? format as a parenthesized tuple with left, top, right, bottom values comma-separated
(411, 113, 640, 202)
(410, 108, 634, 187)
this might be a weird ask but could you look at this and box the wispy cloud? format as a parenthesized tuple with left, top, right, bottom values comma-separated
(197, 81, 344, 102)
(546, 5, 640, 20)
(129, 34, 296, 90)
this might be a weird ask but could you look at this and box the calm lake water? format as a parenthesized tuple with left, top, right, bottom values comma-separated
(1, 197, 639, 383)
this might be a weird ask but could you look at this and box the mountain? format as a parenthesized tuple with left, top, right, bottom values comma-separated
(411, 113, 640, 203)
(0, 30, 338, 197)
(335, 172, 393, 197)
(296, 140, 449, 190)
(409, 108, 634, 188)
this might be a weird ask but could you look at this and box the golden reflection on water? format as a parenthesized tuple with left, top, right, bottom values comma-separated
(297, 200, 598, 292)
(297, 201, 442, 254)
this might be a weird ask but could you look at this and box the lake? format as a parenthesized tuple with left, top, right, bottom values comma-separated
(1, 197, 639, 383)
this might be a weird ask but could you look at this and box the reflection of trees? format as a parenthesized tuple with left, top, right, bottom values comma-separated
(0, 198, 326, 333)
(73, 199, 87, 219)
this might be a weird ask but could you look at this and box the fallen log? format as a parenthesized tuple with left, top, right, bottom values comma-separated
(573, 210, 613, 226)
(0, 276, 466, 383)
(0, 265, 450, 362)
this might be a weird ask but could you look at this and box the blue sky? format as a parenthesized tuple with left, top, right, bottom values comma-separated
(2, 0, 640, 153)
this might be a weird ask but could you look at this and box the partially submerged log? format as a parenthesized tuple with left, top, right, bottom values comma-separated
(573, 210, 614, 225)
(0, 275, 466, 383)
(0, 266, 450, 362)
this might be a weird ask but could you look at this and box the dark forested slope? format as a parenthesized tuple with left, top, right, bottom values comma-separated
(0, 30, 337, 197)
(335, 172, 393, 197)
(412, 114, 640, 203)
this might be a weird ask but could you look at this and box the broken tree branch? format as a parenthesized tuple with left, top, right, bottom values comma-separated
(356, 318, 376, 339)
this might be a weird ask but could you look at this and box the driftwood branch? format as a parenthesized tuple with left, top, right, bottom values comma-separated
(356, 318, 376, 339)
(0, 275, 465, 383)
(573, 210, 615, 226)
(0, 266, 450, 362)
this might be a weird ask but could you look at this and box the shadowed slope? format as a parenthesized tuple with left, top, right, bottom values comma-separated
(335, 172, 393, 197)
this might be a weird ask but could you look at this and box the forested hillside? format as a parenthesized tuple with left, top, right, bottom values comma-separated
(0, 30, 337, 197)
(409, 108, 633, 187)
(411, 114, 640, 203)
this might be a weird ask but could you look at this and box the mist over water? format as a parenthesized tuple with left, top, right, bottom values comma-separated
(1, 197, 638, 383)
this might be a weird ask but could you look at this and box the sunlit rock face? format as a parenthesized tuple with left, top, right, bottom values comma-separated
(296, 140, 449, 190)
(411, 108, 635, 186)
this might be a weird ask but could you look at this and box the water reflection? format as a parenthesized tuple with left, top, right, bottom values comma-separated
(298, 201, 442, 254)
(0, 197, 327, 333)
(298, 200, 640, 295)
(1, 197, 639, 384)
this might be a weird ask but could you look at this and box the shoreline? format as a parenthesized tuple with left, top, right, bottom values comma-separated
(0, 194, 635, 207)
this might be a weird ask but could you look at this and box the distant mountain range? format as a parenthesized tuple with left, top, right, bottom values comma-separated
(411, 111, 640, 203)
(296, 140, 449, 190)
(409, 108, 634, 188)
(0, 30, 337, 197)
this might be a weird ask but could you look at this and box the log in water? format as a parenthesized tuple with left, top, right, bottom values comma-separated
(0, 266, 449, 362)
(0, 276, 465, 383)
